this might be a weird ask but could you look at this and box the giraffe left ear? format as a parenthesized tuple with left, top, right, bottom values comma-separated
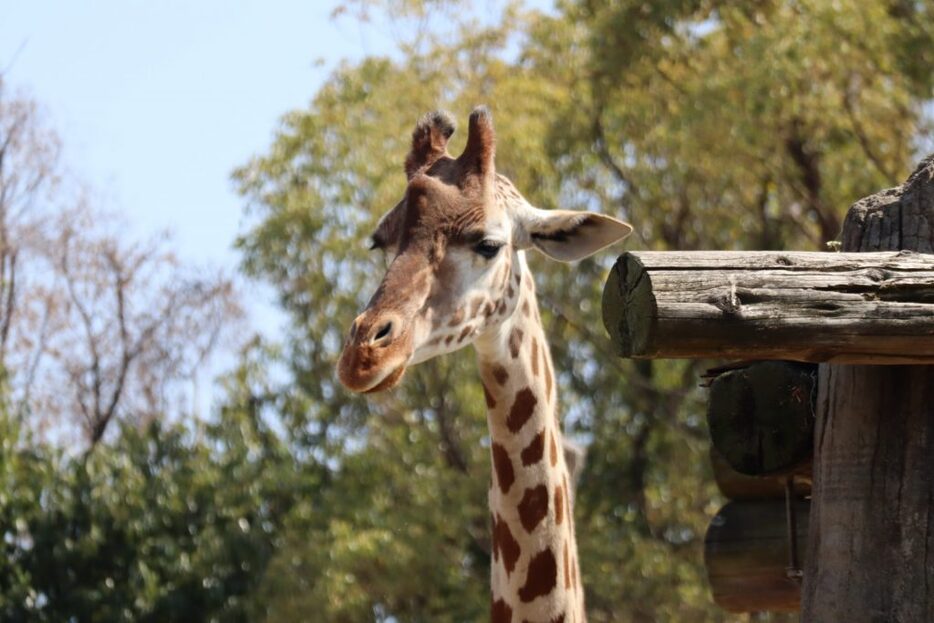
(519, 208, 633, 262)
(370, 197, 406, 252)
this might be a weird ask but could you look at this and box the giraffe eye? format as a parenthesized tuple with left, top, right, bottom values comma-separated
(473, 240, 503, 259)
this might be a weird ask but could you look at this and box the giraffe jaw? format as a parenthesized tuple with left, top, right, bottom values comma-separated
(362, 364, 406, 393)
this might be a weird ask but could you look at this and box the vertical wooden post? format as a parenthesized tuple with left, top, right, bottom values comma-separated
(802, 155, 934, 621)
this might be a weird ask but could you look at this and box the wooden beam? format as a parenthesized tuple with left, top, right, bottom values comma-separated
(602, 250, 934, 364)
(705, 499, 809, 613)
(707, 361, 816, 476)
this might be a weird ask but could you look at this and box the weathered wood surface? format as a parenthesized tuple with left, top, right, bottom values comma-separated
(707, 362, 816, 476)
(711, 447, 811, 501)
(705, 499, 809, 613)
(802, 155, 934, 622)
(602, 249, 934, 364)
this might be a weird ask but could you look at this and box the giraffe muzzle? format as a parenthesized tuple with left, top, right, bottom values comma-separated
(337, 311, 412, 393)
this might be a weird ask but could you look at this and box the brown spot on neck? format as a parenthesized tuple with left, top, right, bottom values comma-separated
(491, 443, 515, 493)
(506, 388, 537, 434)
(491, 599, 513, 623)
(457, 325, 473, 343)
(549, 431, 558, 467)
(517, 485, 549, 533)
(555, 484, 565, 525)
(490, 364, 509, 386)
(482, 382, 496, 409)
(519, 547, 558, 602)
(563, 474, 571, 521)
(520, 430, 545, 466)
(563, 541, 571, 589)
(448, 307, 465, 327)
(544, 356, 554, 402)
(531, 337, 539, 377)
(493, 514, 521, 577)
(508, 327, 524, 358)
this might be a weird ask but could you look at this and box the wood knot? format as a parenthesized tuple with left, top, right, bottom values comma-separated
(711, 279, 742, 316)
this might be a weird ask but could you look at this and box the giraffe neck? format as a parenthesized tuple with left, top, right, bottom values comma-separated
(474, 253, 585, 623)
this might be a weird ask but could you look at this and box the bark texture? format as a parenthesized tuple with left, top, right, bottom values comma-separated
(602, 250, 934, 364)
(802, 154, 934, 622)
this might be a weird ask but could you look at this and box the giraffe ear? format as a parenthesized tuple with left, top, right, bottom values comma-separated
(519, 208, 633, 262)
(405, 110, 456, 179)
(458, 106, 495, 177)
(370, 198, 406, 252)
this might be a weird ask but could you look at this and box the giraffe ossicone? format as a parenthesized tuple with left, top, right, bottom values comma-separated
(338, 106, 631, 623)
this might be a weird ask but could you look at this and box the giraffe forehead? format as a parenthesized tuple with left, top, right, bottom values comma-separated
(403, 176, 500, 242)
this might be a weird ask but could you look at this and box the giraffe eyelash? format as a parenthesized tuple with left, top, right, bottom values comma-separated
(473, 240, 504, 259)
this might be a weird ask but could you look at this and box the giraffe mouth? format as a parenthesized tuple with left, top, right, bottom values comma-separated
(362, 364, 406, 393)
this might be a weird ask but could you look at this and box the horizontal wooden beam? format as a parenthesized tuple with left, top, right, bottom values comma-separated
(705, 499, 809, 613)
(602, 250, 934, 364)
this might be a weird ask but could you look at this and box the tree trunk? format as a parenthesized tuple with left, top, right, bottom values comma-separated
(802, 154, 934, 621)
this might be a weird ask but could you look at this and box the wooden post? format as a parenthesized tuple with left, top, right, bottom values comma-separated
(802, 156, 934, 620)
(601, 250, 934, 363)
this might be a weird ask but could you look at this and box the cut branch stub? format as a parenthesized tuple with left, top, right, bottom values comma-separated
(602, 250, 934, 364)
(602, 252, 657, 358)
(707, 361, 817, 477)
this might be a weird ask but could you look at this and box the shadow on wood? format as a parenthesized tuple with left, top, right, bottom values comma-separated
(705, 499, 809, 613)
(710, 447, 811, 501)
(707, 361, 816, 477)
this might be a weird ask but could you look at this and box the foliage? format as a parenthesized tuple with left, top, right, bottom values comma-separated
(0, 375, 309, 622)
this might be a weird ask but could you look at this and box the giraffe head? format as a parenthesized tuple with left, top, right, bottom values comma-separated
(338, 107, 631, 393)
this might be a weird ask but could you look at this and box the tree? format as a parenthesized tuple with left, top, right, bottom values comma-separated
(0, 80, 241, 446)
(0, 77, 61, 408)
(0, 364, 309, 623)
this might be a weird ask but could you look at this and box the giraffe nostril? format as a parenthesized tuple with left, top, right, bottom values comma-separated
(372, 320, 393, 344)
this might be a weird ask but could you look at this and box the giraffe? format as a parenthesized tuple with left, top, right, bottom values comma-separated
(337, 107, 632, 623)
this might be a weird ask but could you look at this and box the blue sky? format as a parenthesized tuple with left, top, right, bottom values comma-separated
(0, 1, 396, 269)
